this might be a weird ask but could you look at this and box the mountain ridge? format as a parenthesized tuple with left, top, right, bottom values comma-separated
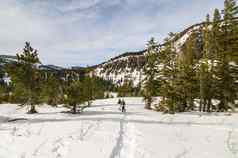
(90, 19, 209, 86)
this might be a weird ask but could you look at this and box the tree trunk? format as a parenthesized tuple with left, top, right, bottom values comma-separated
(199, 98, 203, 112)
(202, 100, 207, 112)
(207, 99, 211, 112)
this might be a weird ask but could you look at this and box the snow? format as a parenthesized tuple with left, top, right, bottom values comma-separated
(0, 98, 238, 158)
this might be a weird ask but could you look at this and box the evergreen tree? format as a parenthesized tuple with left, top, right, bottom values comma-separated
(176, 32, 198, 112)
(139, 0, 238, 113)
(198, 14, 214, 112)
(118, 80, 133, 97)
(64, 80, 88, 114)
(143, 37, 159, 109)
(211, 9, 222, 66)
(209, 9, 222, 111)
(82, 77, 95, 105)
(0, 84, 5, 104)
(214, 0, 238, 111)
(8, 42, 42, 113)
(158, 37, 177, 114)
(88, 77, 111, 99)
(40, 74, 63, 106)
(0, 69, 9, 103)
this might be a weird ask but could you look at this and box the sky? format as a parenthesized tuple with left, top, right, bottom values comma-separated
(0, 0, 225, 67)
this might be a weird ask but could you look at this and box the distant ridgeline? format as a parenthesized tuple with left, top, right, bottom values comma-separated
(0, 55, 87, 82)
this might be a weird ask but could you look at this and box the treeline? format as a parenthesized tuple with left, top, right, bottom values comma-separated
(0, 42, 115, 114)
(143, 0, 238, 113)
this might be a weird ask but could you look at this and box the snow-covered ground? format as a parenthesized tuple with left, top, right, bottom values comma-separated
(0, 98, 238, 158)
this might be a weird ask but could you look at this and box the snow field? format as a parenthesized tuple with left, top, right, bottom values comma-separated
(0, 97, 237, 158)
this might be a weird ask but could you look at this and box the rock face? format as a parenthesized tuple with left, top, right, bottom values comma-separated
(91, 22, 205, 87)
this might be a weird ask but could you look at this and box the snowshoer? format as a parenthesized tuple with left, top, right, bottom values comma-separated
(118, 99, 126, 112)
(118, 99, 122, 105)
(118, 99, 122, 111)
(121, 100, 126, 113)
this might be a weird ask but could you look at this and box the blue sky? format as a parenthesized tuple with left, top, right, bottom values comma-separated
(0, 0, 225, 67)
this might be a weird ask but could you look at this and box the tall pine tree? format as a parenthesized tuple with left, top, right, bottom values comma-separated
(143, 37, 160, 109)
(215, 0, 238, 111)
(199, 14, 214, 112)
(176, 31, 198, 112)
(158, 37, 178, 114)
(8, 42, 42, 113)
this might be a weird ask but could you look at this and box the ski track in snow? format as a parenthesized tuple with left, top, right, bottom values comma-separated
(109, 114, 127, 158)
(109, 112, 151, 158)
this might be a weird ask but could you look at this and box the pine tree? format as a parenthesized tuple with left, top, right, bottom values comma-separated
(40, 74, 63, 106)
(118, 80, 133, 97)
(143, 37, 159, 109)
(0, 84, 6, 103)
(82, 77, 95, 106)
(198, 14, 214, 112)
(209, 9, 223, 111)
(215, 0, 238, 111)
(177, 31, 198, 112)
(211, 9, 222, 64)
(94, 77, 107, 99)
(64, 80, 88, 114)
(0, 68, 9, 103)
(8, 42, 42, 113)
(158, 37, 177, 114)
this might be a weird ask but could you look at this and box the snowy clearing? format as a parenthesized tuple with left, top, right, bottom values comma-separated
(0, 98, 238, 158)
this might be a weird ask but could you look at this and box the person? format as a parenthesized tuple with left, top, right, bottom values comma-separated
(118, 99, 122, 111)
(121, 99, 126, 113)
(118, 99, 122, 105)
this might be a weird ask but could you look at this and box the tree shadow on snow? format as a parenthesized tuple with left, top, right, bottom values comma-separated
(177, 111, 233, 117)
(81, 110, 138, 116)
(0, 116, 11, 123)
(4, 115, 233, 127)
(90, 103, 145, 108)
